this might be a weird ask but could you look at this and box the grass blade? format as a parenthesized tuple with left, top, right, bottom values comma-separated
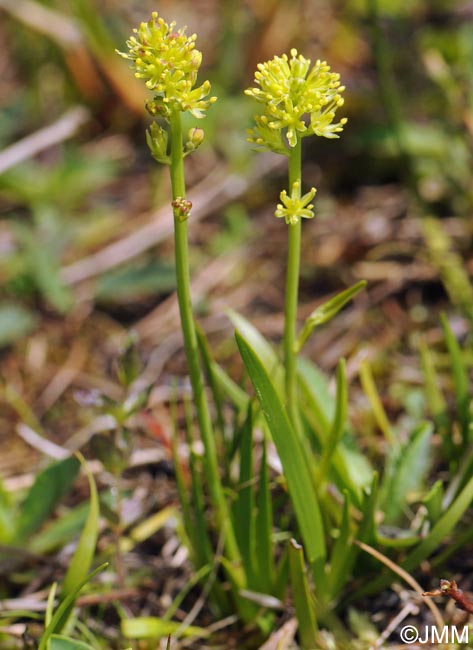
(38, 563, 108, 650)
(327, 492, 356, 600)
(121, 617, 209, 640)
(378, 422, 433, 524)
(354, 473, 473, 599)
(296, 281, 366, 353)
(229, 310, 284, 394)
(49, 636, 95, 650)
(211, 362, 249, 412)
(255, 437, 274, 592)
(403, 473, 473, 572)
(418, 338, 448, 430)
(61, 454, 99, 600)
(183, 395, 214, 569)
(273, 546, 289, 601)
(317, 359, 348, 484)
(196, 325, 226, 448)
(423, 480, 444, 526)
(441, 314, 470, 445)
(233, 406, 255, 580)
(298, 362, 372, 504)
(289, 539, 318, 649)
(236, 331, 326, 570)
(359, 360, 395, 446)
(357, 473, 379, 547)
(170, 389, 194, 555)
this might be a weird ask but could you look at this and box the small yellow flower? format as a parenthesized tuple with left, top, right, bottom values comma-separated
(246, 49, 346, 151)
(117, 12, 215, 118)
(246, 114, 289, 156)
(275, 181, 316, 225)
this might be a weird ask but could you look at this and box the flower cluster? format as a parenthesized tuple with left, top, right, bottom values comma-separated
(246, 49, 347, 152)
(117, 12, 216, 118)
(275, 181, 316, 225)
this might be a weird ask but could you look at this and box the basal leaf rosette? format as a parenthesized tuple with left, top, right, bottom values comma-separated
(246, 49, 347, 153)
(117, 12, 216, 119)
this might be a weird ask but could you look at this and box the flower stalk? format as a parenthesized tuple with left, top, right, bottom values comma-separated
(284, 138, 302, 429)
(118, 12, 240, 571)
(169, 110, 241, 566)
(246, 49, 347, 428)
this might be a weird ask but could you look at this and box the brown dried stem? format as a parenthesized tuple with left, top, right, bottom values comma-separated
(423, 579, 473, 614)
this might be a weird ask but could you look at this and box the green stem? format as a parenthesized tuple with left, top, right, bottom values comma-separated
(284, 138, 302, 430)
(168, 111, 241, 570)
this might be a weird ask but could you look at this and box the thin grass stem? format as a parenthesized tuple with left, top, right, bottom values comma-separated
(168, 110, 241, 570)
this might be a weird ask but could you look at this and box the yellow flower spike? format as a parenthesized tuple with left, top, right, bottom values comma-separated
(117, 11, 215, 119)
(274, 181, 317, 225)
(245, 49, 347, 152)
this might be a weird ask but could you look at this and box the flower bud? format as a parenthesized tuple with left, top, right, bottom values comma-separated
(146, 98, 172, 119)
(146, 122, 170, 165)
(172, 197, 192, 221)
(183, 127, 205, 156)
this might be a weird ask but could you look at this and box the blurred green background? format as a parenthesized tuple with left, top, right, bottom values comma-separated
(1, 0, 472, 355)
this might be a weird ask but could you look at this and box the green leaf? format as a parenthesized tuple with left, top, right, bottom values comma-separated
(0, 303, 38, 346)
(38, 563, 108, 650)
(317, 360, 348, 484)
(347, 608, 378, 644)
(357, 473, 379, 547)
(196, 325, 226, 444)
(288, 540, 318, 649)
(327, 492, 357, 600)
(234, 407, 255, 581)
(122, 617, 209, 640)
(359, 360, 395, 446)
(297, 359, 334, 432)
(0, 477, 15, 543)
(45, 582, 57, 628)
(254, 438, 274, 593)
(170, 388, 194, 558)
(236, 331, 326, 569)
(422, 218, 473, 319)
(298, 361, 372, 504)
(296, 281, 366, 352)
(183, 395, 214, 570)
(162, 565, 212, 623)
(423, 480, 444, 526)
(378, 423, 433, 523)
(403, 473, 473, 572)
(228, 310, 284, 394)
(418, 339, 448, 427)
(61, 454, 99, 602)
(49, 635, 95, 650)
(273, 546, 289, 601)
(210, 362, 249, 412)
(441, 314, 470, 444)
(16, 456, 80, 543)
(419, 338, 452, 460)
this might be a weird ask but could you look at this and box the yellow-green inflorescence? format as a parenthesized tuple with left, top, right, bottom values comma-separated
(117, 12, 215, 164)
(117, 11, 216, 118)
(245, 48, 347, 151)
(246, 49, 346, 224)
